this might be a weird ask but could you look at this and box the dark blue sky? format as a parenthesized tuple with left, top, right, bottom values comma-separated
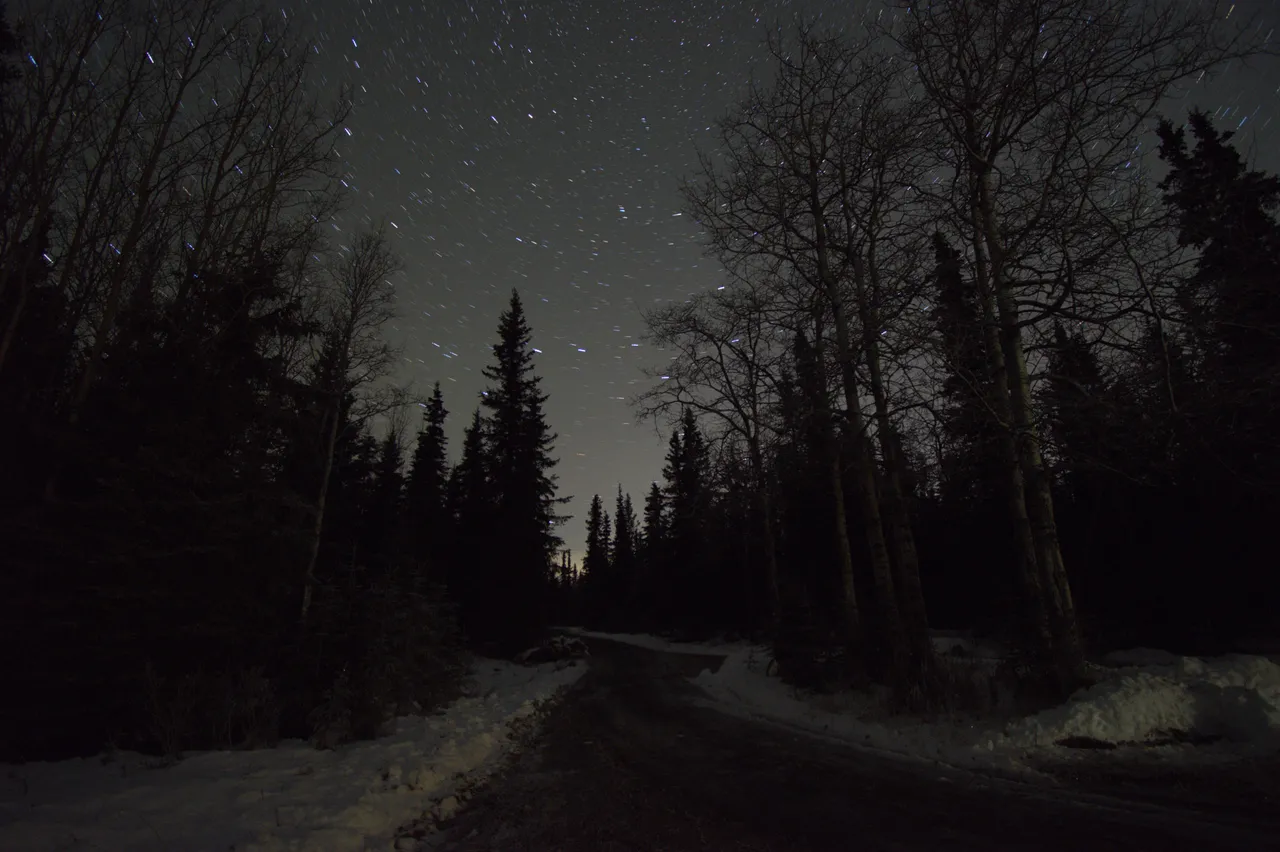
(304, 0, 1280, 558)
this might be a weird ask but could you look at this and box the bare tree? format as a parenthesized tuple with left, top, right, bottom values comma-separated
(895, 0, 1267, 686)
(637, 281, 787, 626)
(682, 26, 938, 692)
(300, 226, 401, 623)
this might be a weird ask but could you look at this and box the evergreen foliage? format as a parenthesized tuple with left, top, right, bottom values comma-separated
(474, 289, 565, 652)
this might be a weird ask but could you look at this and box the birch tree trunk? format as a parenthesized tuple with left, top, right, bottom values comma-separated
(853, 255, 934, 694)
(810, 325, 863, 658)
(966, 170, 1075, 679)
(300, 395, 342, 624)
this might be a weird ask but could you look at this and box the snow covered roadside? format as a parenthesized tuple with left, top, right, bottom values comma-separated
(0, 660, 587, 852)
(590, 629, 1280, 771)
(689, 644, 1017, 770)
(560, 627, 745, 656)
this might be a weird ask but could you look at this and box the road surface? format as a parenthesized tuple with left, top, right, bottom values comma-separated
(429, 637, 1278, 851)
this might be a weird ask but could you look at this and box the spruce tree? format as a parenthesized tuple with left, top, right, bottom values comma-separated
(448, 407, 491, 632)
(478, 289, 564, 650)
(662, 408, 712, 632)
(1043, 323, 1110, 507)
(405, 383, 449, 579)
(1157, 110, 1280, 477)
(933, 232, 1001, 507)
(639, 482, 667, 628)
(582, 494, 609, 625)
(362, 431, 405, 578)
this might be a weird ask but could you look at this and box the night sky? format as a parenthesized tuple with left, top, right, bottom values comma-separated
(301, 0, 1280, 559)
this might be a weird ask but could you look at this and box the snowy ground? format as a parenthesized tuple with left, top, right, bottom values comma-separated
(559, 627, 740, 656)
(0, 660, 586, 852)
(577, 630, 1280, 773)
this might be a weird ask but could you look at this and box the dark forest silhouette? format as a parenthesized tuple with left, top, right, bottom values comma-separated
(1, 0, 1277, 761)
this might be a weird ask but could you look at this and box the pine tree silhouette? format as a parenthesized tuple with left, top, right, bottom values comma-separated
(478, 290, 564, 651)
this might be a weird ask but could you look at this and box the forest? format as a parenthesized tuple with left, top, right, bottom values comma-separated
(571, 7, 1280, 709)
(1, 0, 1277, 762)
(0, 0, 564, 761)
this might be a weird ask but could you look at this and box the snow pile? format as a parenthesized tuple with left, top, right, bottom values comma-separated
(689, 646, 1005, 767)
(684, 636, 1280, 767)
(0, 660, 586, 852)
(1008, 654, 1280, 749)
(562, 628, 743, 656)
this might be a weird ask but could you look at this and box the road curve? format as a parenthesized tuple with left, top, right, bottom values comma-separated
(431, 638, 1278, 851)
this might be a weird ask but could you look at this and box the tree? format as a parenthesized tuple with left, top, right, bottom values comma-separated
(897, 0, 1263, 690)
(448, 406, 493, 629)
(1156, 110, 1280, 482)
(581, 494, 610, 625)
(1042, 324, 1111, 505)
(612, 486, 638, 621)
(478, 289, 564, 651)
(362, 429, 406, 577)
(300, 228, 401, 623)
(638, 281, 784, 628)
(681, 26, 932, 691)
(933, 232, 1002, 507)
(638, 481, 667, 624)
(404, 383, 450, 578)
(662, 409, 713, 633)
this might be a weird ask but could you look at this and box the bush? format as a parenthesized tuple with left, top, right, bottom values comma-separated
(306, 576, 469, 749)
(141, 663, 281, 759)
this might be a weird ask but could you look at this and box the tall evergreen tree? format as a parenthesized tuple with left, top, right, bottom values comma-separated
(362, 431, 405, 577)
(638, 482, 667, 625)
(581, 494, 610, 626)
(612, 486, 638, 615)
(933, 232, 1002, 507)
(405, 383, 449, 578)
(662, 408, 712, 632)
(448, 406, 492, 631)
(1043, 323, 1110, 507)
(1157, 110, 1280, 479)
(478, 290, 564, 651)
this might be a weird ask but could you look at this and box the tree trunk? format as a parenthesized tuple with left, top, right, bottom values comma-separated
(810, 324, 862, 661)
(750, 438, 781, 633)
(816, 244, 907, 688)
(973, 167, 1083, 682)
(300, 397, 342, 625)
(853, 255, 933, 696)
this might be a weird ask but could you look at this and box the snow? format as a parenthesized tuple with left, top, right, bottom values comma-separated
(1007, 654, 1280, 750)
(0, 660, 586, 852)
(561, 627, 744, 656)
(688, 644, 1010, 769)
(582, 629, 1280, 770)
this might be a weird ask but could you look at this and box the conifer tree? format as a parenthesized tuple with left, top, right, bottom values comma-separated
(478, 289, 564, 650)
(612, 487, 637, 616)
(363, 431, 405, 577)
(448, 407, 491, 631)
(582, 494, 609, 625)
(1043, 323, 1110, 507)
(933, 232, 1001, 507)
(662, 409, 712, 631)
(1157, 110, 1280, 479)
(639, 482, 667, 627)
(405, 383, 449, 578)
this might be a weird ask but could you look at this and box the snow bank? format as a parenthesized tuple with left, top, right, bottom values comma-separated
(561, 628, 743, 656)
(1008, 654, 1280, 749)
(689, 646, 1006, 768)
(685, 636, 1280, 769)
(0, 660, 586, 852)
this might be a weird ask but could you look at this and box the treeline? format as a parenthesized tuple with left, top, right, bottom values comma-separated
(573, 4, 1279, 709)
(0, 1, 563, 761)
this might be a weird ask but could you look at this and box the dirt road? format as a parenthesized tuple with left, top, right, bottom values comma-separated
(430, 638, 1278, 851)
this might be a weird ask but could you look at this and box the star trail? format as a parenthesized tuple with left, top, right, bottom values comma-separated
(300, 0, 1280, 557)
